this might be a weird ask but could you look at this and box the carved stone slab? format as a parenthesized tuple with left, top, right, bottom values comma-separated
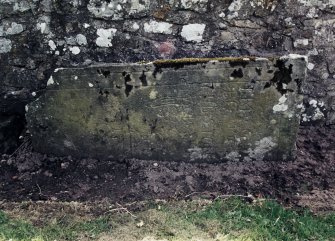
(26, 56, 307, 162)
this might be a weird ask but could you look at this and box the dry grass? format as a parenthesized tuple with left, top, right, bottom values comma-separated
(0, 198, 334, 241)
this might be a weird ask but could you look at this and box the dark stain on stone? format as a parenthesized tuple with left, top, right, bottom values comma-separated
(97, 69, 111, 78)
(231, 68, 244, 78)
(152, 58, 254, 78)
(149, 118, 158, 133)
(248, 79, 256, 89)
(264, 59, 295, 95)
(294, 78, 302, 93)
(98, 89, 110, 100)
(229, 61, 248, 68)
(154, 61, 193, 70)
(256, 67, 262, 76)
(152, 67, 162, 79)
(153, 61, 201, 78)
(153, 63, 185, 78)
(124, 74, 133, 97)
(139, 71, 148, 86)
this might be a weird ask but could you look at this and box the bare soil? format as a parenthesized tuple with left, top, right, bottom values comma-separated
(0, 125, 334, 213)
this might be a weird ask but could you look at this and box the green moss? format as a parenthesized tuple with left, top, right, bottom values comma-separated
(128, 111, 151, 135)
(137, 57, 277, 66)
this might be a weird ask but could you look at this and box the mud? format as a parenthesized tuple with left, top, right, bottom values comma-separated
(0, 125, 334, 212)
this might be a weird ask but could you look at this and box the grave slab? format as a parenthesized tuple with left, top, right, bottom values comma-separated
(26, 56, 307, 162)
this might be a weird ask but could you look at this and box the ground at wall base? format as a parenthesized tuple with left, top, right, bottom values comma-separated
(0, 125, 334, 215)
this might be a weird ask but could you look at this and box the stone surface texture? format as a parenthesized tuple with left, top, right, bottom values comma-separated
(27, 57, 306, 161)
(0, 0, 334, 154)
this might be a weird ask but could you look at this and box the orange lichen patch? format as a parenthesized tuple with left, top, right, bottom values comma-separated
(153, 5, 172, 20)
(153, 0, 172, 20)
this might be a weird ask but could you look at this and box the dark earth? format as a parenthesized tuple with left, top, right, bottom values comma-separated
(1, 125, 334, 213)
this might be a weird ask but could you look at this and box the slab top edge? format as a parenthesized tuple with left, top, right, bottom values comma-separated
(53, 55, 308, 73)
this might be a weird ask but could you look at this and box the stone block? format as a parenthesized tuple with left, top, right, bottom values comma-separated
(26, 56, 307, 162)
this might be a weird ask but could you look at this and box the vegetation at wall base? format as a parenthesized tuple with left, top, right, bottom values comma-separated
(0, 198, 334, 241)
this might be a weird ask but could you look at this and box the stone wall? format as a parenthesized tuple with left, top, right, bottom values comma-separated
(0, 0, 334, 154)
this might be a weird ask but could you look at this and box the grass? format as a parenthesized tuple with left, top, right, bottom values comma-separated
(0, 210, 111, 241)
(185, 198, 335, 241)
(0, 198, 334, 241)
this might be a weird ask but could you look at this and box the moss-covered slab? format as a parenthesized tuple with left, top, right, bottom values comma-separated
(26, 56, 307, 162)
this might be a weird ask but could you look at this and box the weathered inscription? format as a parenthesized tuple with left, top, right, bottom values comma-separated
(26, 57, 307, 162)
